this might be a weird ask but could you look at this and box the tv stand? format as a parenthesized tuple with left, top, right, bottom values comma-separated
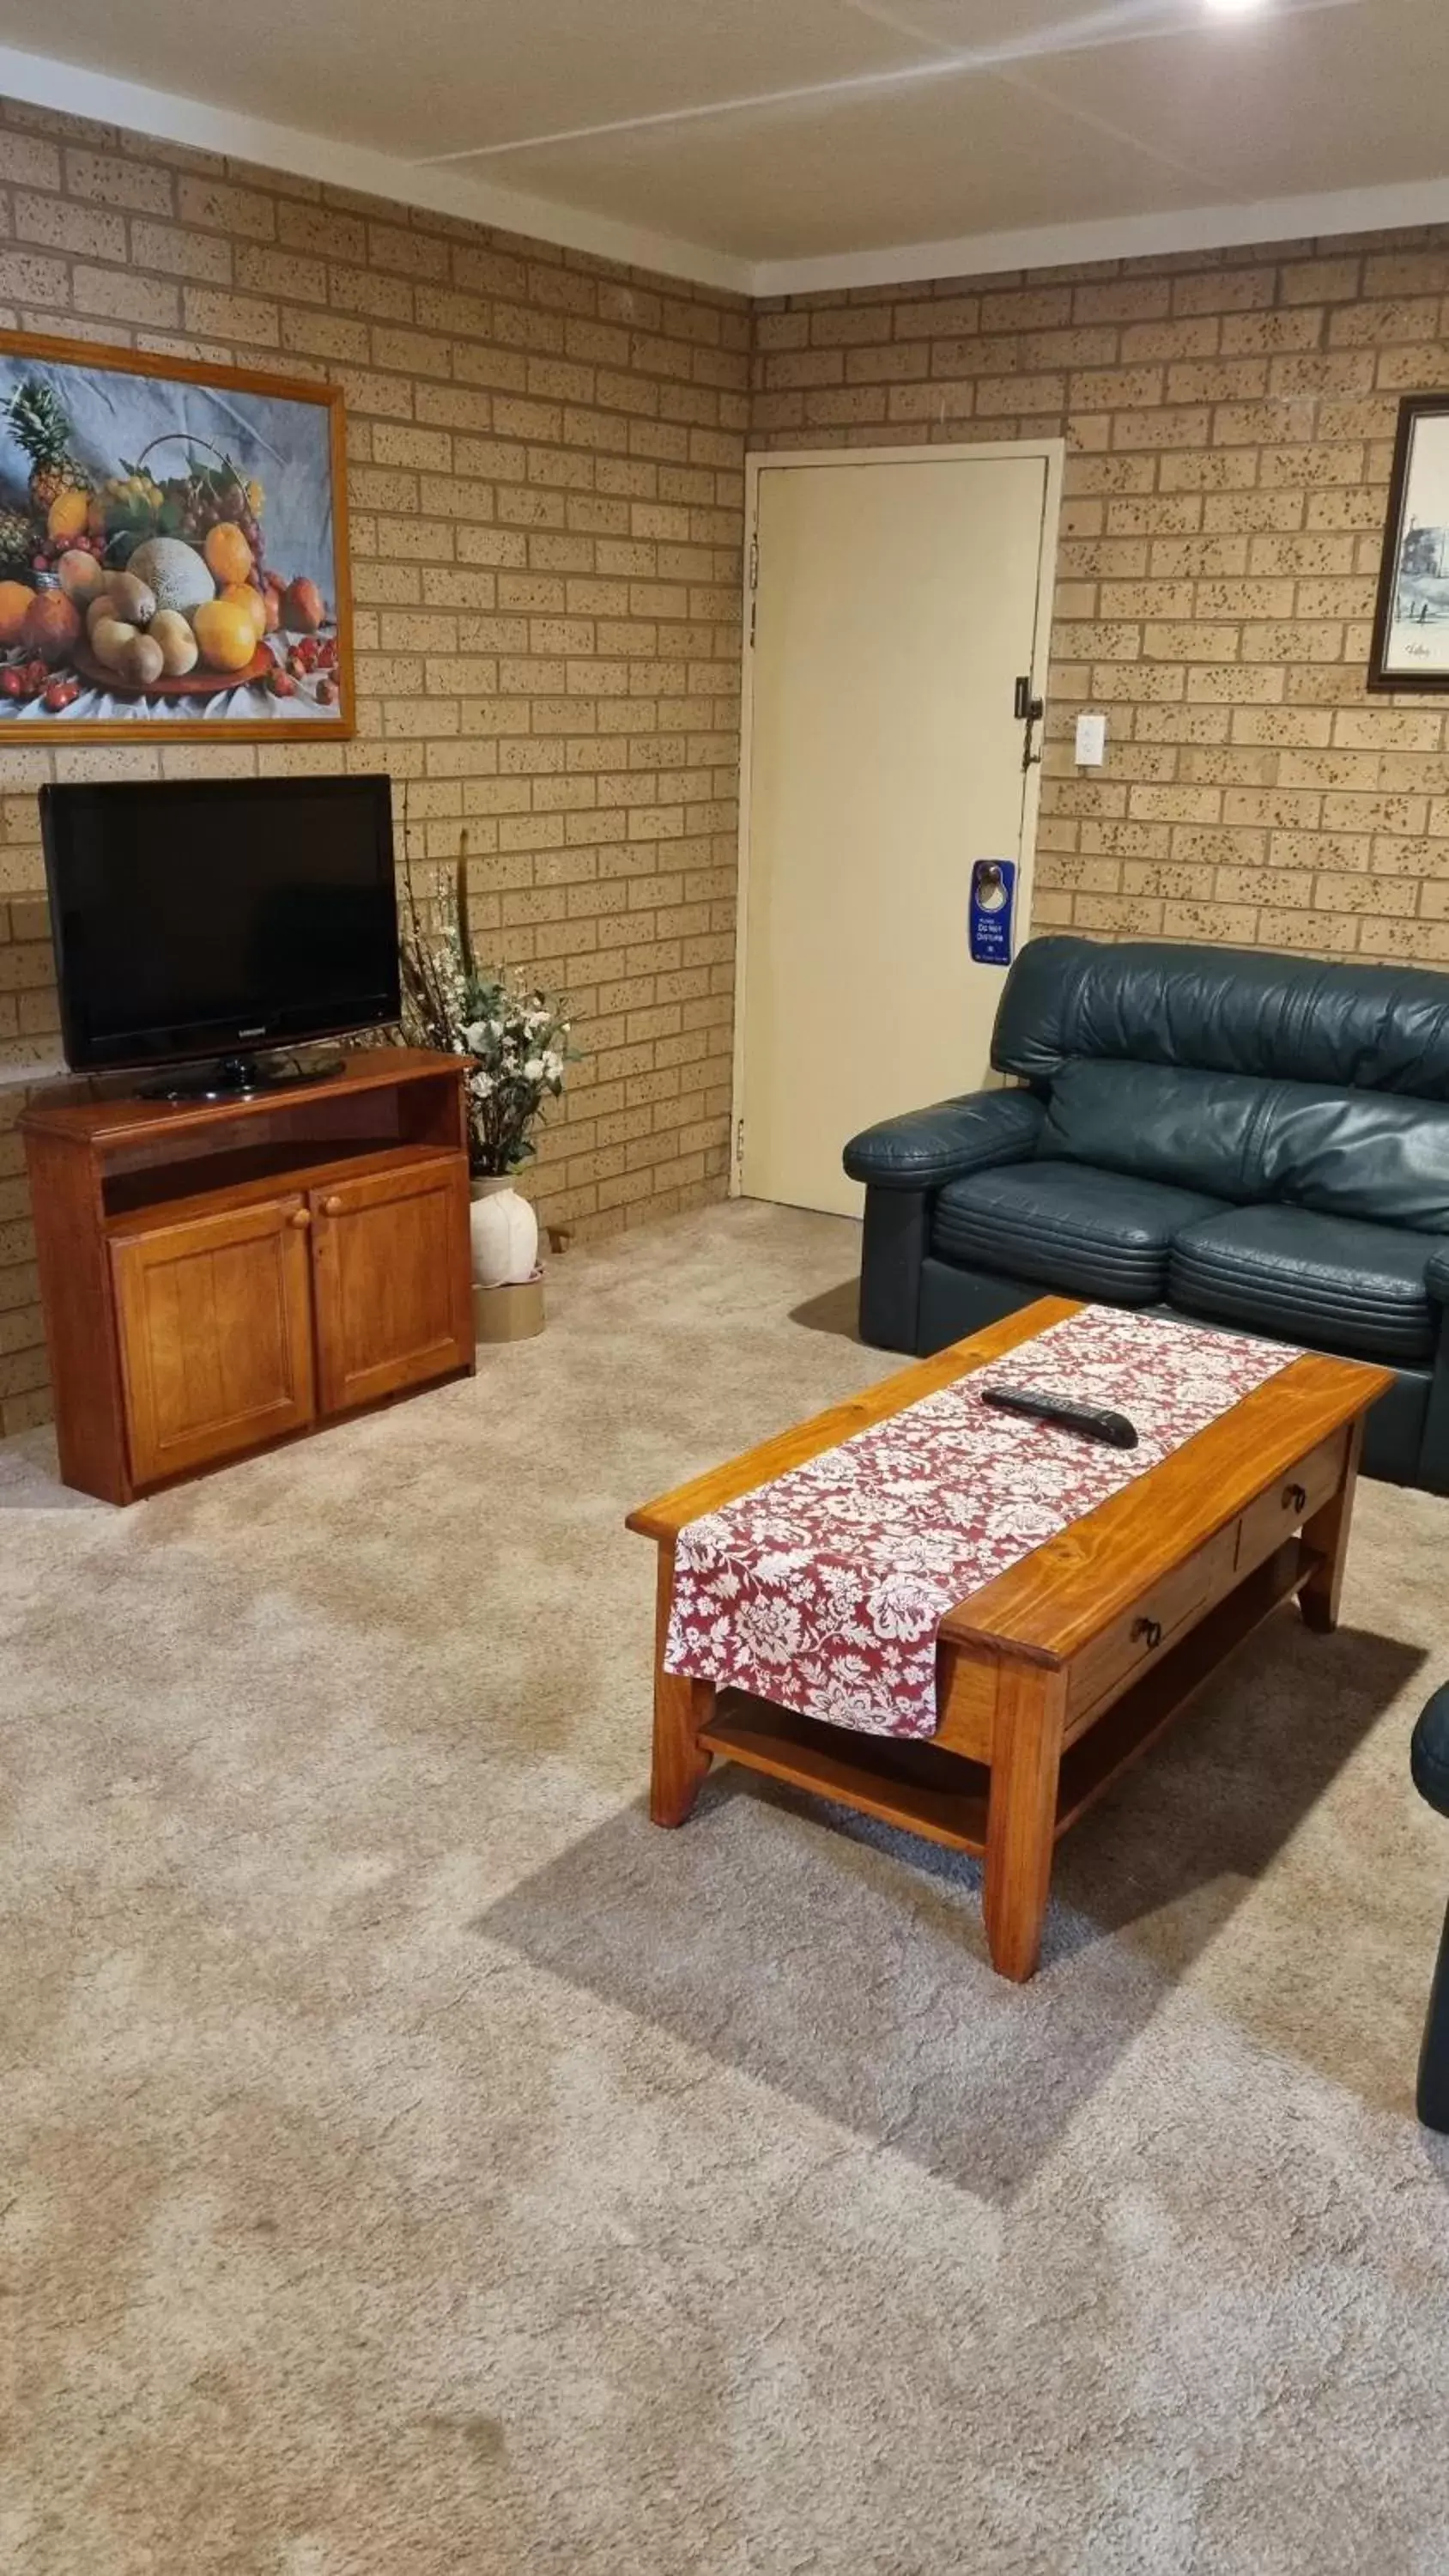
(139, 1049, 348, 1104)
(21, 1048, 475, 1503)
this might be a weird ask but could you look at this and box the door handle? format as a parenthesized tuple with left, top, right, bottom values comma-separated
(1014, 673, 1045, 773)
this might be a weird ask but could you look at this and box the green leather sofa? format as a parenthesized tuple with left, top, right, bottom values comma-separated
(844, 934, 1449, 1491)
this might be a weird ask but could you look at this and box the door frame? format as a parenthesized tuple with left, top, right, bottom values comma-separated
(729, 437, 1065, 1201)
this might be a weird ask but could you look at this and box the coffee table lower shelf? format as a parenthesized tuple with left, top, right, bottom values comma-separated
(699, 1537, 1318, 1867)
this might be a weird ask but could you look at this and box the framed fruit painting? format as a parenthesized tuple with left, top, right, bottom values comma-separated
(0, 329, 352, 737)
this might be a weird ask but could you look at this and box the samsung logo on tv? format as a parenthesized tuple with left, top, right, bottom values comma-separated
(238, 1024, 268, 1039)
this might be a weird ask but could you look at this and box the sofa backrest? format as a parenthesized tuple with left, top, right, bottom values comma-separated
(1038, 1058, 1449, 1231)
(994, 935, 1449, 1097)
(996, 935, 1449, 1233)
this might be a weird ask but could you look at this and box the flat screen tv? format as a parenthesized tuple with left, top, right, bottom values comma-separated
(40, 774, 400, 1077)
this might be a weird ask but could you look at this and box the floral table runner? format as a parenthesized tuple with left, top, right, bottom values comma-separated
(664, 1306, 1298, 1741)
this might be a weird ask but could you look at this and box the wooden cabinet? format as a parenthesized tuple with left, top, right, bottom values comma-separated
(21, 1050, 475, 1503)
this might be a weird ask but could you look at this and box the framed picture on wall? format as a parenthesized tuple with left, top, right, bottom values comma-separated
(1369, 393, 1449, 691)
(0, 328, 352, 737)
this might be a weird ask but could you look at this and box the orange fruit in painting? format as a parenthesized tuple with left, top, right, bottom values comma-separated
(220, 580, 267, 642)
(203, 522, 252, 586)
(46, 489, 90, 544)
(21, 589, 82, 665)
(191, 597, 258, 673)
(0, 579, 33, 647)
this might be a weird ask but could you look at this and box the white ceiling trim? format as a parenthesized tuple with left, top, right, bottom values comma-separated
(0, 41, 753, 295)
(3, 40, 1449, 307)
(754, 173, 1449, 298)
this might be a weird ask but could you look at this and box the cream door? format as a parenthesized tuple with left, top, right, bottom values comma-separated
(737, 445, 1058, 1218)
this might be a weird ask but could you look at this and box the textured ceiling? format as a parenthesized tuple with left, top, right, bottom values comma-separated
(0, 0, 1444, 285)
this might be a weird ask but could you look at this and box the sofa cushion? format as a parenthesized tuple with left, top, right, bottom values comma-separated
(932, 1161, 1226, 1307)
(1039, 1055, 1449, 1230)
(1038, 1060, 1262, 1201)
(1170, 1205, 1440, 1363)
(1252, 1083, 1449, 1231)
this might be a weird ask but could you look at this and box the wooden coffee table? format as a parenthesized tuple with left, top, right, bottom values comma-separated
(627, 1297, 1391, 1981)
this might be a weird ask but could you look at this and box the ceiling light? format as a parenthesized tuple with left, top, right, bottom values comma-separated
(1203, 0, 1270, 14)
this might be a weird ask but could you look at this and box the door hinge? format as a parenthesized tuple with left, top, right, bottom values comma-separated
(736, 1115, 745, 1171)
(1014, 672, 1045, 774)
(748, 526, 759, 646)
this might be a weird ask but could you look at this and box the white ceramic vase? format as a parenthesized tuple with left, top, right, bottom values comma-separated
(470, 1176, 539, 1289)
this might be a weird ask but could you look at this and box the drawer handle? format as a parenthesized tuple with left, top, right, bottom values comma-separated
(322, 1194, 344, 1218)
(1131, 1616, 1163, 1651)
(1283, 1482, 1307, 1515)
(289, 1206, 312, 1229)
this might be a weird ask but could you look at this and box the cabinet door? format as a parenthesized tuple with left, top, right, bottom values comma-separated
(311, 1151, 473, 1416)
(111, 1194, 316, 1487)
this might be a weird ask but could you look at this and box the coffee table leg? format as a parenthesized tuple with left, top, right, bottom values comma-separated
(984, 1661, 1068, 1982)
(1298, 1417, 1363, 1636)
(650, 1542, 715, 1826)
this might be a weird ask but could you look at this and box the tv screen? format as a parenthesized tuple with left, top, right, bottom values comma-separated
(40, 774, 400, 1072)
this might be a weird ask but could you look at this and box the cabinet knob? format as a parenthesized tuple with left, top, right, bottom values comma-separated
(322, 1194, 344, 1218)
(1284, 1483, 1307, 1514)
(289, 1206, 312, 1228)
(1131, 1615, 1163, 1651)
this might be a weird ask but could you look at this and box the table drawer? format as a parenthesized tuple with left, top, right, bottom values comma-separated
(1235, 1430, 1346, 1577)
(1065, 1522, 1238, 1727)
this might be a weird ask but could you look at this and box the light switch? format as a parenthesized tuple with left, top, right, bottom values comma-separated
(1076, 711, 1107, 767)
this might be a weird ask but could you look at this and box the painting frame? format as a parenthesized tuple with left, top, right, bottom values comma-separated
(0, 325, 353, 740)
(1368, 392, 1449, 694)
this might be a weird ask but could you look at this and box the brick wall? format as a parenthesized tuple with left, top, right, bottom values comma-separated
(753, 236, 1449, 965)
(6, 87, 1449, 1448)
(0, 98, 748, 1437)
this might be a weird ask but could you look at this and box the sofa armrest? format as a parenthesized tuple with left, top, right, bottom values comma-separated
(1428, 1250, 1449, 1305)
(844, 1087, 1044, 1192)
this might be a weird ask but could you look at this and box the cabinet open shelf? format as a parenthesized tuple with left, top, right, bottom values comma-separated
(103, 1137, 446, 1230)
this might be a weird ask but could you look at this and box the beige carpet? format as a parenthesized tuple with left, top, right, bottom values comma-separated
(4, 1199, 1449, 2574)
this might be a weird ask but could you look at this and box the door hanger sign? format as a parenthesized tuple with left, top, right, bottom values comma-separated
(969, 858, 1017, 966)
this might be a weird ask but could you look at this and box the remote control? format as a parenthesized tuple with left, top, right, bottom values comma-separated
(979, 1383, 1139, 1449)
